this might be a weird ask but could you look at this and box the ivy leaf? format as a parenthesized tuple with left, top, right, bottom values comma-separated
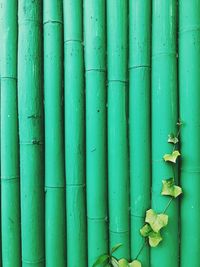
(93, 254, 110, 267)
(140, 224, 152, 237)
(148, 231, 162, 247)
(111, 243, 122, 254)
(118, 259, 142, 267)
(129, 260, 142, 267)
(140, 224, 162, 248)
(111, 257, 119, 267)
(161, 178, 182, 198)
(168, 134, 179, 144)
(163, 150, 181, 163)
(145, 209, 168, 233)
(118, 259, 129, 267)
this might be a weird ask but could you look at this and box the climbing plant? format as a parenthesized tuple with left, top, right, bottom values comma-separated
(93, 121, 183, 267)
(93, 243, 141, 267)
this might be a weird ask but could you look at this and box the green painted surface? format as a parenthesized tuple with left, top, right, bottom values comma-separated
(179, 1, 200, 266)
(85, 70, 108, 267)
(0, 21, 1, 267)
(44, 0, 66, 266)
(84, 1, 108, 266)
(18, 1, 45, 266)
(84, 0, 106, 71)
(64, 0, 87, 266)
(151, 1, 179, 267)
(0, 1, 21, 266)
(129, 1, 151, 265)
(1, 2, 199, 267)
(107, 0, 130, 260)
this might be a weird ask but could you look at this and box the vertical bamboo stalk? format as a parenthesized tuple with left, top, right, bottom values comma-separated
(84, 1, 108, 266)
(107, 0, 130, 259)
(129, 0, 151, 265)
(151, 1, 178, 267)
(0, 1, 21, 267)
(0, 71, 1, 267)
(0, 12, 1, 266)
(179, 1, 200, 266)
(63, 0, 87, 266)
(0, 41, 1, 267)
(18, 1, 45, 266)
(0, 2, 20, 267)
(43, 1, 66, 266)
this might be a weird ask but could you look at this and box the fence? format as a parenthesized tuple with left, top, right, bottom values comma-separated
(0, 1, 199, 267)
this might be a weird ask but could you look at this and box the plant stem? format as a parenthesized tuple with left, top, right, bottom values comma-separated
(172, 165, 176, 180)
(163, 197, 174, 214)
(172, 123, 181, 151)
(176, 127, 181, 139)
(135, 239, 147, 260)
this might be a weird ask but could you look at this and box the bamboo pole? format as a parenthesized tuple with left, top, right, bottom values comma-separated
(0, 68, 1, 267)
(151, 1, 178, 267)
(18, 1, 45, 266)
(63, 1, 87, 266)
(43, 1, 66, 266)
(179, 1, 200, 266)
(0, 2, 21, 267)
(0, 32, 3, 267)
(0, 37, 1, 267)
(107, 0, 130, 259)
(0, 1, 21, 266)
(129, 0, 151, 265)
(84, 1, 108, 266)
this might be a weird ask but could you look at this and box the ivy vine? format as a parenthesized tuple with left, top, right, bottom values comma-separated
(93, 121, 183, 267)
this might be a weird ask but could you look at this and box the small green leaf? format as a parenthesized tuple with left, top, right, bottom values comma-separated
(93, 254, 110, 267)
(140, 223, 163, 248)
(148, 231, 162, 247)
(140, 224, 152, 237)
(111, 243, 123, 254)
(118, 259, 129, 267)
(161, 178, 182, 198)
(145, 209, 168, 233)
(129, 260, 142, 267)
(168, 134, 179, 144)
(111, 257, 119, 267)
(163, 150, 181, 163)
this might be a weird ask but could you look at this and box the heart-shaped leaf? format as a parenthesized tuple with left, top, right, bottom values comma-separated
(140, 224, 162, 248)
(163, 150, 180, 163)
(111, 257, 119, 267)
(129, 260, 142, 267)
(161, 178, 182, 198)
(118, 259, 142, 267)
(140, 224, 152, 237)
(148, 231, 162, 247)
(168, 134, 179, 144)
(93, 254, 110, 267)
(145, 209, 168, 233)
(111, 243, 123, 254)
(118, 258, 129, 267)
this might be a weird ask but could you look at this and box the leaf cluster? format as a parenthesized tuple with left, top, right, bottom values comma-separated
(140, 209, 168, 247)
(94, 122, 183, 267)
(93, 244, 142, 267)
